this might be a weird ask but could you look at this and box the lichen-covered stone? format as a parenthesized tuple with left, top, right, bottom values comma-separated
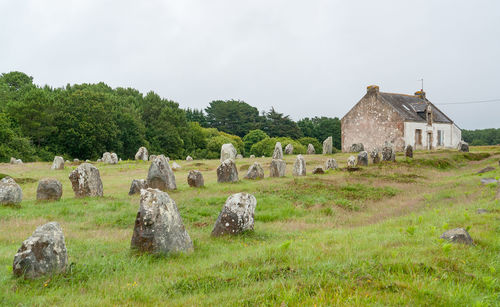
(135, 147, 149, 161)
(270, 159, 286, 177)
(131, 189, 193, 254)
(129, 179, 147, 195)
(51, 156, 64, 170)
(307, 144, 315, 155)
(284, 144, 294, 155)
(370, 149, 381, 164)
(102, 152, 118, 164)
(217, 159, 239, 183)
(69, 163, 103, 197)
(146, 155, 176, 191)
(325, 158, 338, 170)
(405, 145, 413, 158)
(13, 222, 68, 279)
(36, 178, 62, 201)
(480, 178, 497, 185)
(220, 143, 237, 162)
(357, 151, 368, 166)
(292, 155, 306, 176)
(272, 142, 283, 159)
(244, 162, 264, 180)
(322, 137, 333, 154)
(440, 228, 473, 245)
(347, 156, 356, 168)
(249, 155, 255, 159)
(186, 156, 193, 161)
(10, 157, 23, 164)
(350, 143, 364, 153)
(187, 170, 204, 187)
(171, 162, 181, 171)
(382, 146, 395, 162)
(0, 177, 22, 205)
(211, 193, 257, 236)
(458, 141, 469, 152)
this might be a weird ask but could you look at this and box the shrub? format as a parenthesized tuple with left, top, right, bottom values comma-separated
(243, 130, 269, 155)
(250, 137, 306, 157)
(297, 137, 321, 153)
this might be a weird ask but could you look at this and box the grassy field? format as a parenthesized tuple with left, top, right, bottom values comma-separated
(1, 148, 499, 306)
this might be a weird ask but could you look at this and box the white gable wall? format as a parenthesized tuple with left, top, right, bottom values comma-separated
(404, 122, 461, 150)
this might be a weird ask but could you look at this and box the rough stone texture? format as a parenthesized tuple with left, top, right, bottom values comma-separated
(0, 177, 22, 205)
(458, 141, 469, 152)
(187, 170, 204, 187)
(146, 155, 177, 191)
(36, 178, 62, 201)
(129, 179, 147, 195)
(284, 144, 294, 155)
(480, 178, 497, 185)
(10, 157, 23, 164)
(312, 166, 325, 174)
(135, 147, 149, 161)
(405, 145, 413, 158)
(350, 143, 365, 153)
(307, 144, 315, 155)
(249, 155, 255, 159)
(65, 160, 70, 164)
(186, 156, 193, 161)
(357, 151, 368, 166)
(292, 155, 306, 176)
(131, 189, 193, 254)
(236, 154, 243, 159)
(102, 152, 118, 164)
(220, 143, 237, 162)
(244, 162, 264, 180)
(477, 166, 495, 174)
(51, 156, 65, 170)
(347, 156, 357, 168)
(171, 162, 181, 171)
(96, 159, 102, 163)
(149, 155, 157, 162)
(322, 137, 333, 154)
(382, 146, 395, 162)
(440, 228, 473, 245)
(325, 158, 338, 170)
(270, 159, 286, 177)
(69, 163, 103, 197)
(13, 222, 68, 279)
(370, 149, 381, 164)
(217, 159, 239, 183)
(211, 193, 257, 236)
(272, 142, 283, 159)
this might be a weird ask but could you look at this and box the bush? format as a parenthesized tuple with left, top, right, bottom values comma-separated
(250, 137, 306, 157)
(297, 137, 321, 153)
(243, 130, 269, 155)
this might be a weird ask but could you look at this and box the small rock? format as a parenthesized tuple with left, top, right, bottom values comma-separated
(51, 156, 65, 170)
(405, 145, 413, 158)
(149, 155, 157, 162)
(357, 151, 368, 166)
(68, 163, 103, 197)
(250, 155, 255, 159)
(10, 157, 23, 164)
(480, 178, 497, 185)
(186, 156, 193, 161)
(270, 159, 286, 177)
(0, 177, 22, 205)
(272, 142, 283, 159)
(382, 146, 395, 162)
(217, 159, 239, 183)
(135, 147, 149, 161)
(244, 162, 264, 180)
(13, 222, 68, 279)
(129, 179, 147, 195)
(187, 170, 204, 187)
(325, 158, 338, 170)
(370, 149, 381, 164)
(458, 141, 469, 152)
(73, 159, 79, 163)
(96, 159, 102, 163)
(349, 143, 364, 153)
(147, 155, 176, 191)
(236, 154, 243, 159)
(476, 166, 495, 174)
(171, 162, 181, 171)
(284, 144, 294, 155)
(312, 166, 325, 174)
(307, 144, 315, 155)
(102, 152, 118, 164)
(211, 193, 257, 236)
(440, 228, 473, 245)
(36, 178, 62, 201)
(347, 156, 356, 168)
(220, 143, 237, 162)
(476, 208, 489, 214)
(292, 155, 306, 176)
(65, 160, 70, 164)
(322, 137, 333, 154)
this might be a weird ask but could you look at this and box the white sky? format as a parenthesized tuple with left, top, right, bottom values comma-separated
(1, 0, 499, 129)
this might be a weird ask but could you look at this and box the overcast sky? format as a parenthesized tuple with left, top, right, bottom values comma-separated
(1, 0, 499, 129)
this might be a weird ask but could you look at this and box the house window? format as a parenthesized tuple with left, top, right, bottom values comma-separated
(415, 129, 422, 145)
(437, 130, 444, 146)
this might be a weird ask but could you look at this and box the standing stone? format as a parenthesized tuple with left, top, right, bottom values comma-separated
(217, 159, 239, 183)
(68, 163, 103, 197)
(36, 178, 62, 201)
(171, 162, 181, 171)
(249, 155, 255, 159)
(149, 155, 157, 162)
(270, 159, 286, 177)
(131, 189, 193, 254)
(187, 170, 204, 187)
(382, 146, 395, 162)
(357, 151, 368, 166)
(211, 193, 257, 236)
(73, 159, 79, 163)
(51, 156, 65, 170)
(111, 153, 118, 164)
(349, 143, 364, 153)
(129, 179, 147, 195)
(236, 154, 243, 159)
(322, 137, 333, 154)
(292, 155, 306, 176)
(272, 142, 283, 159)
(458, 141, 469, 152)
(440, 228, 473, 245)
(85, 159, 90, 163)
(347, 156, 356, 168)
(370, 149, 381, 164)
(312, 166, 325, 174)
(220, 143, 237, 162)
(96, 159, 102, 163)
(244, 162, 264, 180)
(10, 157, 23, 164)
(135, 147, 149, 161)
(307, 144, 315, 155)
(325, 158, 338, 170)
(284, 144, 294, 155)
(146, 155, 177, 191)
(405, 145, 413, 158)
(0, 177, 22, 205)
(65, 160, 70, 164)
(102, 152, 118, 164)
(186, 156, 193, 161)
(13, 222, 68, 279)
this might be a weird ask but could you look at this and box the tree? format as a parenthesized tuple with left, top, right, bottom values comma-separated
(262, 108, 302, 139)
(0, 113, 36, 162)
(242, 129, 269, 154)
(185, 108, 208, 127)
(297, 117, 341, 150)
(205, 100, 261, 137)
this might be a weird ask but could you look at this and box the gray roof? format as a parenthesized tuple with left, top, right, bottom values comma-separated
(379, 92, 453, 124)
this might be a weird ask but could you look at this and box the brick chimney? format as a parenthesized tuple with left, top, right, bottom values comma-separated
(367, 85, 379, 95)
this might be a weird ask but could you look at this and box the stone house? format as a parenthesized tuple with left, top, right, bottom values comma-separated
(341, 85, 461, 152)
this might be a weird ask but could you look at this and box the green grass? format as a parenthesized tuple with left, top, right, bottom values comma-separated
(0, 149, 499, 306)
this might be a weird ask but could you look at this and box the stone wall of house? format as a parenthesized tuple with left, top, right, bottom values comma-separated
(341, 87, 405, 152)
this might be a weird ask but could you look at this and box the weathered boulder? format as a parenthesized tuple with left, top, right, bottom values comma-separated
(0, 177, 22, 205)
(270, 159, 286, 177)
(73, 159, 79, 163)
(480, 178, 497, 185)
(13, 222, 68, 279)
(211, 193, 257, 236)
(129, 179, 147, 195)
(440, 228, 473, 245)
(249, 155, 255, 159)
(307, 144, 315, 155)
(65, 160, 70, 164)
(51, 156, 65, 170)
(405, 145, 413, 158)
(186, 156, 193, 161)
(102, 152, 118, 164)
(69, 163, 103, 197)
(382, 146, 395, 162)
(244, 162, 264, 180)
(370, 149, 381, 164)
(236, 154, 243, 159)
(325, 158, 338, 170)
(217, 159, 239, 183)
(357, 151, 368, 166)
(347, 156, 357, 168)
(284, 144, 294, 155)
(85, 159, 90, 163)
(292, 155, 306, 176)
(477, 166, 495, 174)
(349, 143, 364, 153)
(10, 157, 23, 164)
(322, 137, 333, 154)
(171, 162, 181, 171)
(135, 147, 149, 161)
(146, 155, 176, 191)
(131, 189, 193, 254)
(96, 159, 102, 163)
(187, 170, 204, 187)
(149, 155, 157, 162)
(36, 178, 62, 201)
(458, 141, 469, 152)
(272, 142, 283, 159)
(312, 166, 325, 174)
(220, 143, 237, 162)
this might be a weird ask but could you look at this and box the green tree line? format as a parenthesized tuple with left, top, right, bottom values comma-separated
(462, 128, 500, 146)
